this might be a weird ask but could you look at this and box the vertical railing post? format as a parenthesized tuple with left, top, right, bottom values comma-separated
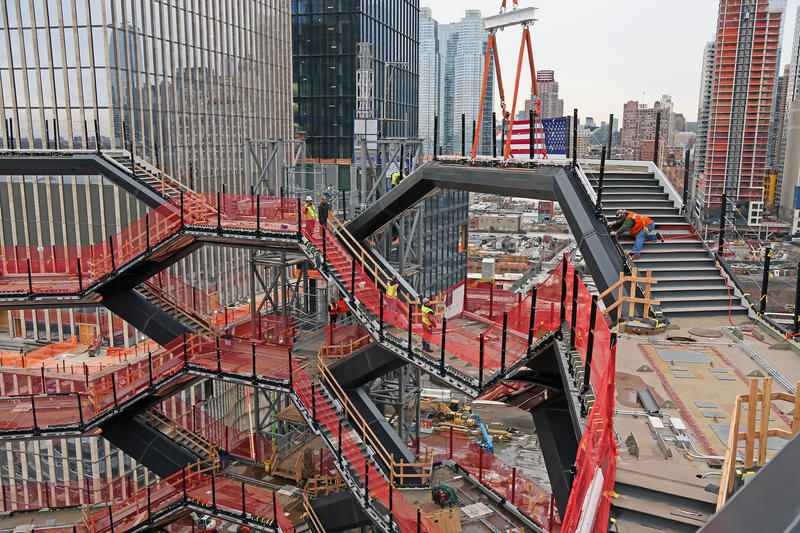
(364, 461, 369, 507)
(40, 366, 46, 395)
(596, 146, 606, 211)
(682, 149, 691, 213)
(211, 467, 216, 508)
(148, 351, 153, 388)
(77, 259, 83, 293)
(559, 256, 568, 324)
(759, 245, 772, 314)
(572, 108, 578, 167)
(794, 264, 800, 335)
(407, 304, 413, 356)
(492, 112, 497, 158)
(31, 396, 38, 430)
(570, 269, 579, 349)
(440, 317, 447, 371)
(653, 111, 661, 165)
(272, 491, 277, 524)
(297, 198, 302, 239)
(718, 194, 727, 252)
(77, 392, 84, 426)
(288, 349, 293, 388)
(26, 259, 33, 295)
(337, 419, 343, 460)
(379, 291, 384, 340)
(584, 295, 598, 393)
(94, 119, 101, 152)
(478, 333, 485, 386)
(417, 509, 421, 533)
(433, 115, 439, 160)
(182, 469, 187, 498)
(217, 191, 222, 234)
(111, 373, 118, 408)
(527, 287, 538, 350)
(147, 486, 152, 521)
(351, 256, 356, 299)
(322, 225, 327, 262)
(180, 191, 184, 227)
(501, 312, 508, 374)
(183, 333, 188, 365)
(108, 506, 114, 533)
(529, 109, 535, 159)
(606, 113, 614, 157)
(145, 212, 150, 250)
(256, 194, 261, 235)
(461, 113, 465, 156)
(108, 237, 115, 272)
(311, 383, 317, 428)
(241, 483, 246, 517)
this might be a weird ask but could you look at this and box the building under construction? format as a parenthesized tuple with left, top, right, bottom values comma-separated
(0, 1, 799, 533)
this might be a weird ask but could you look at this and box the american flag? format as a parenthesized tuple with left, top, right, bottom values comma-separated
(504, 116, 569, 158)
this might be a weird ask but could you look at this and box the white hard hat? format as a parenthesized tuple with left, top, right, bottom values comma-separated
(306, 196, 312, 201)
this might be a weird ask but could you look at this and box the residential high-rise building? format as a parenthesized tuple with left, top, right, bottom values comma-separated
(0, 0, 293, 343)
(693, 41, 716, 219)
(621, 101, 669, 162)
(419, 8, 439, 154)
(434, 10, 493, 156)
(292, 0, 420, 159)
(536, 70, 564, 119)
(700, 0, 784, 217)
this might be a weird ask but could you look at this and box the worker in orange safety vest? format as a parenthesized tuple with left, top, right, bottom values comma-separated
(608, 209, 664, 260)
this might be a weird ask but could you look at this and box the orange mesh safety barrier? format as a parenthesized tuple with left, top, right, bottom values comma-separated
(0, 195, 299, 295)
(412, 431, 559, 531)
(81, 465, 294, 533)
(0, 476, 143, 513)
(560, 350, 617, 533)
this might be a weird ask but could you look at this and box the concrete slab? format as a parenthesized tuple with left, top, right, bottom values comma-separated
(654, 348, 712, 364)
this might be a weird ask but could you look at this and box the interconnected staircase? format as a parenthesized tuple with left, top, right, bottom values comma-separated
(106, 152, 194, 201)
(587, 168, 746, 317)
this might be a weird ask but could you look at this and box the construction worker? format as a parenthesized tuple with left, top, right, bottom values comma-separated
(386, 275, 399, 319)
(318, 196, 330, 229)
(322, 183, 336, 203)
(391, 166, 407, 188)
(302, 195, 317, 236)
(421, 297, 436, 352)
(608, 209, 664, 260)
(337, 297, 348, 321)
(328, 299, 339, 324)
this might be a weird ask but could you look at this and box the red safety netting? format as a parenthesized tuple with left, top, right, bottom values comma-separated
(159, 397, 273, 463)
(0, 334, 298, 431)
(0, 195, 300, 295)
(223, 314, 297, 347)
(0, 476, 143, 512)
(412, 431, 559, 531)
(560, 348, 618, 533)
(146, 271, 218, 326)
(82, 466, 294, 533)
(290, 363, 440, 533)
(319, 324, 372, 361)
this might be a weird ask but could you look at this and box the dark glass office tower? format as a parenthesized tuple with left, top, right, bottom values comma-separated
(292, 0, 419, 159)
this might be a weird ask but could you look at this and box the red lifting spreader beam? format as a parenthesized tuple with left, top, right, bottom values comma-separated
(471, 3, 539, 161)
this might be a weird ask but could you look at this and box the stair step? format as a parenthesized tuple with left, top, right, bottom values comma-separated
(652, 287, 732, 299)
(602, 199, 676, 207)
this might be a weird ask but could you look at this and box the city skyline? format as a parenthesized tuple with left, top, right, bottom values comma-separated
(422, 0, 800, 123)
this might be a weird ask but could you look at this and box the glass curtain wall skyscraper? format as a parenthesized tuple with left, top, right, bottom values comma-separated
(292, 0, 419, 160)
(0, 1, 293, 343)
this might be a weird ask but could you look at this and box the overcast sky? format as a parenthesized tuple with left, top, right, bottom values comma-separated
(422, 0, 800, 123)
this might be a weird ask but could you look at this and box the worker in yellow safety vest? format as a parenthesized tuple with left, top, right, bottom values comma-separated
(328, 299, 340, 324)
(302, 195, 317, 236)
(421, 297, 436, 352)
(391, 167, 407, 188)
(386, 275, 399, 318)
